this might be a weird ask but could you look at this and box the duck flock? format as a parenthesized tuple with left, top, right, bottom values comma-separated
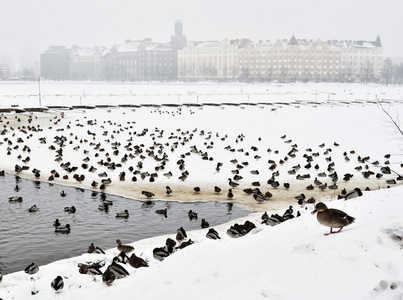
(1, 103, 403, 290)
(0, 106, 401, 211)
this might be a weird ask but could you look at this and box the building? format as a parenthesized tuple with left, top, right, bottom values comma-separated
(40, 46, 71, 80)
(178, 35, 383, 83)
(170, 20, 187, 78)
(70, 46, 107, 81)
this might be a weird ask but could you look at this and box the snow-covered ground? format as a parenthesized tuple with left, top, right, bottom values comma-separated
(1, 82, 403, 299)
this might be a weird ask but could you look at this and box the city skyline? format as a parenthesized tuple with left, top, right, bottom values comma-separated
(1, 0, 402, 70)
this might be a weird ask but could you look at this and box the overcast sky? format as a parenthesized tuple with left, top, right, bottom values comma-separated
(1, 0, 402, 67)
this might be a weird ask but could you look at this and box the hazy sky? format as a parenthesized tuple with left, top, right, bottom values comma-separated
(1, 0, 402, 67)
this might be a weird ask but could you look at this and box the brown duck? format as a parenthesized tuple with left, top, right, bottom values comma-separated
(311, 202, 355, 235)
(116, 239, 134, 253)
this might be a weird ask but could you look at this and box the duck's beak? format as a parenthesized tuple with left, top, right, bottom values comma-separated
(311, 209, 318, 215)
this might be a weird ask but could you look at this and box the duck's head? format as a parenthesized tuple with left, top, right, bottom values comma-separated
(311, 202, 327, 215)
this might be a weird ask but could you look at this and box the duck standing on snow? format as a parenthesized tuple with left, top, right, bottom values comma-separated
(102, 266, 116, 285)
(176, 227, 187, 242)
(311, 202, 355, 235)
(206, 228, 221, 240)
(51, 276, 64, 292)
(24, 262, 39, 275)
(116, 239, 134, 253)
(108, 257, 130, 278)
(343, 188, 363, 200)
(166, 186, 172, 196)
(129, 252, 149, 268)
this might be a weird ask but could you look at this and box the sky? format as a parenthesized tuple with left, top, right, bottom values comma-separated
(0, 0, 402, 68)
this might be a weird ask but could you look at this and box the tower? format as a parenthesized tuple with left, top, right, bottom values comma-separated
(170, 20, 187, 79)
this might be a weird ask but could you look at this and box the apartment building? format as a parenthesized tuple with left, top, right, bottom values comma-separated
(178, 35, 383, 83)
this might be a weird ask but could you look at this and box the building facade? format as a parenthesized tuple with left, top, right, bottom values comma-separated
(178, 35, 383, 83)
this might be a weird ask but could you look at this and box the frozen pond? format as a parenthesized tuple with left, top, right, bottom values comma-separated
(0, 173, 249, 274)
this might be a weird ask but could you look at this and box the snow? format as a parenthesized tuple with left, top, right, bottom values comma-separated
(0, 82, 403, 299)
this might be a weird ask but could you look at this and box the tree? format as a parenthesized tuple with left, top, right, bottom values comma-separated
(381, 58, 393, 85)
(360, 61, 374, 84)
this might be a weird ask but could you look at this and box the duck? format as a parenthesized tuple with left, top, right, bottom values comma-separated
(25, 262, 39, 274)
(64, 206, 76, 213)
(165, 238, 176, 254)
(87, 243, 105, 254)
(53, 219, 61, 227)
(51, 276, 64, 292)
(98, 203, 109, 211)
(108, 257, 130, 279)
(227, 189, 234, 200)
(60, 190, 66, 197)
(176, 239, 194, 250)
(8, 196, 23, 202)
(344, 188, 363, 200)
(116, 239, 134, 253)
(201, 218, 210, 228)
(206, 228, 221, 240)
(188, 210, 198, 220)
(214, 186, 222, 194)
(252, 191, 267, 204)
(155, 208, 168, 217)
(153, 247, 170, 261)
(129, 252, 149, 268)
(78, 263, 103, 276)
(141, 190, 155, 199)
(116, 209, 129, 218)
(311, 202, 355, 235)
(228, 178, 239, 188)
(55, 224, 71, 233)
(117, 251, 130, 264)
(193, 187, 201, 193)
(28, 205, 38, 212)
(176, 227, 187, 242)
(166, 186, 172, 196)
(102, 266, 116, 285)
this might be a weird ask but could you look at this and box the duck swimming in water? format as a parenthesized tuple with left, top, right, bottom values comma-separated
(116, 209, 129, 218)
(312, 202, 355, 235)
(64, 206, 76, 213)
(55, 224, 71, 233)
(28, 205, 38, 212)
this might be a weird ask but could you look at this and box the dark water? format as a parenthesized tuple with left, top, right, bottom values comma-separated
(0, 173, 249, 275)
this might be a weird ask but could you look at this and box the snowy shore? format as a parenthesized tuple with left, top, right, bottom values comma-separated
(1, 82, 403, 299)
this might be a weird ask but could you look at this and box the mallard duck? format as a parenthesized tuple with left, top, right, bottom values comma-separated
(312, 202, 355, 235)
(116, 209, 129, 218)
(141, 191, 154, 199)
(166, 186, 172, 196)
(227, 189, 233, 200)
(206, 228, 221, 240)
(214, 186, 221, 194)
(188, 210, 198, 220)
(201, 218, 209, 228)
(344, 188, 363, 200)
(108, 258, 130, 279)
(78, 264, 103, 276)
(60, 190, 66, 197)
(116, 239, 134, 253)
(117, 251, 130, 264)
(51, 276, 64, 292)
(165, 238, 176, 254)
(28, 205, 38, 212)
(64, 206, 76, 213)
(155, 208, 167, 217)
(176, 239, 194, 250)
(102, 266, 116, 285)
(98, 203, 109, 211)
(153, 247, 170, 261)
(87, 243, 105, 254)
(228, 178, 239, 188)
(55, 224, 71, 233)
(176, 227, 187, 242)
(53, 219, 61, 227)
(129, 253, 149, 268)
(25, 262, 39, 274)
